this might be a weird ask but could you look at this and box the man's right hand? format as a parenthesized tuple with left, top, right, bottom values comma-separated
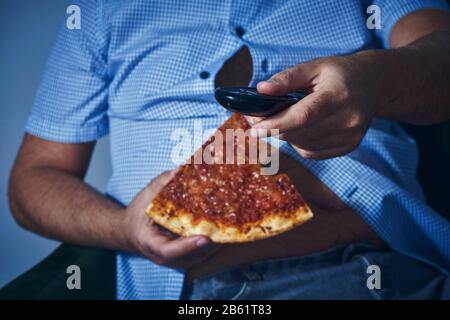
(125, 170, 218, 269)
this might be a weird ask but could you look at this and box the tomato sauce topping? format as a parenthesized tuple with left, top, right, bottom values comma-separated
(154, 114, 305, 226)
(156, 163, 305, 226)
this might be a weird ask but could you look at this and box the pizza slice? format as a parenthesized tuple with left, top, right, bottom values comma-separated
(146, 113, 313, 243)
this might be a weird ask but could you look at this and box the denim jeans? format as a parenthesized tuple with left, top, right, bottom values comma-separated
(181, 243, 450, 300)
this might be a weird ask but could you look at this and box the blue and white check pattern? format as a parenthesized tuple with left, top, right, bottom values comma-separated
(25, 0, 450, 299)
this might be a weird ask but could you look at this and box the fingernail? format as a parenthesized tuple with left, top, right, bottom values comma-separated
(266, 79, 280, 85)
(195, 237, 209, 247)
(249, 128, 259, 137)
(245, 116, 255, 125)
(250, 127, 268, 138)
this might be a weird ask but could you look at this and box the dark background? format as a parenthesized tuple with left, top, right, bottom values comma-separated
(402, 124, 450, 219)
(402, 1, 450, 219)
(0, 0, 112, 287)
(0, 1, 449, 287)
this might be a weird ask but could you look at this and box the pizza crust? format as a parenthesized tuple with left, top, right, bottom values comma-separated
(146, 200, 313, 243)
(145, 113, 314, 243)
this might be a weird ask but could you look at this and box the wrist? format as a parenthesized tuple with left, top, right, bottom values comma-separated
(353, 49, 389, 115)
(112, 206, 136, 253)
(356, 47, 417, 119)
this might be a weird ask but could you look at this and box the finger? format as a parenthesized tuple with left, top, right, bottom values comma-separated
(271, 111, 335, 141)
(171, 244, 221, 268)
(257, 62, 318, 96)
(250, 92, 334, 136)
(140, 220, 214, 260)
(275, 110, 355, 147)
(152, 222, 179, 240)
(157, 235, 213, 260)
(140, 168, 180, 200)
(152, 168, 179, 190)
(294, 145, 357, 160)
(280, 131, 351, 152)
(142, 218, 178, 246)
(244, 115, 266, 126)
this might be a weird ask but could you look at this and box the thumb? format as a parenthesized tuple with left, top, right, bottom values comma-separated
(257, 62, 318, 96)
(139, 168, 180, 202)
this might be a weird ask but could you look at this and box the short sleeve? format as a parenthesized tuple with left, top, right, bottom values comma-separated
(371, 0, 450, 48)
(25, 0, 110, 143)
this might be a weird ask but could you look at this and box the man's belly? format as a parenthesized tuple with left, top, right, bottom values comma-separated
(185, 151, 385, 282)
(186, 210, 383, 282)
(188, 45, 384, 281)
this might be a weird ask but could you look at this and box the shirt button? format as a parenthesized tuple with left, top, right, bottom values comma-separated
(235, 26, 245, 38)
(200, 71, 210, 79)
(261, 59, 268, 73)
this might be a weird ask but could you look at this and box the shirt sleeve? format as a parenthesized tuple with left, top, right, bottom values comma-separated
(25, 0, 110, 143)
(371, 0, 450, 48)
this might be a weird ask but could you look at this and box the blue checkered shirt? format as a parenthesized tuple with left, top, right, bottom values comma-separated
(25, 0, 450, 299)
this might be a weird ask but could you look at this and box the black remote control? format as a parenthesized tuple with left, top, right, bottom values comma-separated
(215, 87, 308, 116)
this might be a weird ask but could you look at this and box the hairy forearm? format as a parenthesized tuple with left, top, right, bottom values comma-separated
(8, 166, 132, 252)
(359, 31, 450, 125)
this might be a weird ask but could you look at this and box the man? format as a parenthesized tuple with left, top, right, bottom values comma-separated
(7, 0, 450, 299)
